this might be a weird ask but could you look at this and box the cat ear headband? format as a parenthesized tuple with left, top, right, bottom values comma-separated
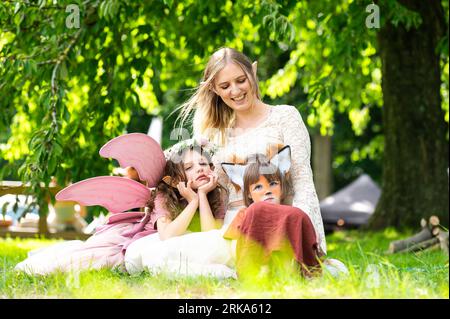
(221, 145, 291, 189)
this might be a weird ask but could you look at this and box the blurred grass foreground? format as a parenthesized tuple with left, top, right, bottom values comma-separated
(0, 228, 448, 299)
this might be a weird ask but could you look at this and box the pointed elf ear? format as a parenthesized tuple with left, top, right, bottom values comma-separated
(221, 163, 247, 189)
(252, 61, 258, 78)
(162, 176, 178, 188)
(269, 145, 291, 176)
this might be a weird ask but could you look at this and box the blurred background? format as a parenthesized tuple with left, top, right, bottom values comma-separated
(0, 0, 448, 234)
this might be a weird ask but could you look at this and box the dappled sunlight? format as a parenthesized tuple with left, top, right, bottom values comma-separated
(382, 227, 402, 239)
(1, 237, 63, 253)
(0, 238, 65, 265)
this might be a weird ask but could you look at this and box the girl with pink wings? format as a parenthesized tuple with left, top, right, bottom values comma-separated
(16, 133, 226, 275)
(123, 139, 236, 278)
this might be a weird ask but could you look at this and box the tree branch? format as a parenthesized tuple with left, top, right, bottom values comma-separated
(50, 28, 82, 131)
(3, 0, 66, 10)
(51, 28, 82, 95)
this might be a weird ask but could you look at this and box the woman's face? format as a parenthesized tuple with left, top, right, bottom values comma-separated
(213, 62, 255, 112)
(182, 150, 213, 190)
(248, 175, 281, 204)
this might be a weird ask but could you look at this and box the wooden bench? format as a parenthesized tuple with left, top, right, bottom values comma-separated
(0, 180, 90, 240)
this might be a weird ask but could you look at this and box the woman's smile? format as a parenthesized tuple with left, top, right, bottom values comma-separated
(231, 93, 246, 104)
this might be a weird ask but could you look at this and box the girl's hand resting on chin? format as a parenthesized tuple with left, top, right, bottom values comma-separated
(177, 181, 198, 203)
(198, 173, 218, 195)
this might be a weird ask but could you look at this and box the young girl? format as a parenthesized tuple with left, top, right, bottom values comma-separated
(221, 146, 321, 279)
(14, 173, 163, 276)
(15, 133, 167, 275)
(15, 135, 227, 276)
(123, 139, 233, 276)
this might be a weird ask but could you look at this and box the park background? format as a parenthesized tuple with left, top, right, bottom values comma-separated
(0, 0, 448, 298)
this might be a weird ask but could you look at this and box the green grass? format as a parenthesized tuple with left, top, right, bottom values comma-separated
(0, 228, 448, 299)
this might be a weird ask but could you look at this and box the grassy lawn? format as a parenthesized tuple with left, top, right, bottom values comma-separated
(0, 228, 448, 299)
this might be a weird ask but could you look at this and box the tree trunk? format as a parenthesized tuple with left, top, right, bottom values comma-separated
(312, 134, 333, 200)
(38, 196, 49, 235)
(369, 0, 449, 229)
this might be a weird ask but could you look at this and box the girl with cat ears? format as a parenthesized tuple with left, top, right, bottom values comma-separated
(221, 145, 321, 279)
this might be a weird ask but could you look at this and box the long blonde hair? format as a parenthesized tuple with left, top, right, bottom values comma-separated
(176, 47, 261, 145)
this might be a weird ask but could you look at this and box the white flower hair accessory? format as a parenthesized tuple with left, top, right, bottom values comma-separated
(163, 137, 219, 161)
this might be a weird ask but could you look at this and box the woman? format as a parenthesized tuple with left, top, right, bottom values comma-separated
(178, 47, 327, 257)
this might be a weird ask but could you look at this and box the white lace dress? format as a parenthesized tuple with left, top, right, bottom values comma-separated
(211, 104, 327, 255)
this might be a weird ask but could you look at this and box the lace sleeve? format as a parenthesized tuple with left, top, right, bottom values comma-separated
(282, 105, 327, 255)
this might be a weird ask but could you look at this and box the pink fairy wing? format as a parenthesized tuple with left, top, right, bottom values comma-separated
(99, 133, 166, 188)
(55, 176, 151, 214)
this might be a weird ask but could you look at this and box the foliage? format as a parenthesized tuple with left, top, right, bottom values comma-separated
(0, 0, 297, 216)
(0, 0, 448, 218)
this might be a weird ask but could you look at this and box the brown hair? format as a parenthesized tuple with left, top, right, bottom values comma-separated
(147, 145, 226, 221)
(176, 47, 261, 145)
(242, 154, 292, 207)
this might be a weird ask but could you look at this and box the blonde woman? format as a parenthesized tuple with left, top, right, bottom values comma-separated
(178, 47, 327, 257)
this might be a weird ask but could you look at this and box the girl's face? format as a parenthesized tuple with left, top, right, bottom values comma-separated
(182, 150, 213, 190)
(213, 62, 255, 112)
(248, 175, 281, 204)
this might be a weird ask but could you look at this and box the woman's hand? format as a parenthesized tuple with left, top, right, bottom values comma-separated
(198, 173, 218, 195)
(177, 180, 198, 203)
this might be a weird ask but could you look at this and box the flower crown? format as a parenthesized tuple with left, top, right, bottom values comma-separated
(163, 137, 219, 161)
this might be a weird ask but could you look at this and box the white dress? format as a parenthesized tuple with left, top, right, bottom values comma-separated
(15, 223, 134, 275)
(124, 224, 238, 279)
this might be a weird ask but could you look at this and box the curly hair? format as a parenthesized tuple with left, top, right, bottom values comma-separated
(147, 145, 227, 221)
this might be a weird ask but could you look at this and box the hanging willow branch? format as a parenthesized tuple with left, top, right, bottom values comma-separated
(18, 28, 84, 232)
(50, 28, 83, 131)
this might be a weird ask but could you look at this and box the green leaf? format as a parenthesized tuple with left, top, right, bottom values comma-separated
(53, 140, 63, 156)
(48, 155, 57, 174)
(12, 201, 18, 215)
(60, 61, 68, 80)
(14, 2, 21, 15)
(163, 0, 174, 9)
(1, 201, 9, 217)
